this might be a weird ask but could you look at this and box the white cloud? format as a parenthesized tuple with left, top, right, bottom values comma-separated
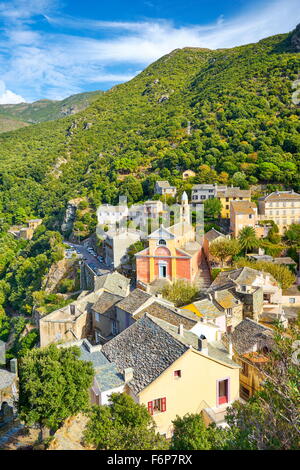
(0, 0, 298, 101)
(0, 82, 25, 104)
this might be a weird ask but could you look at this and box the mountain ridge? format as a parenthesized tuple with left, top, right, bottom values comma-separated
(0, 89, 103, 132)
(0, 26, 298, 234)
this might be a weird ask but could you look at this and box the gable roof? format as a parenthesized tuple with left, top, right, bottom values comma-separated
(211, 267, 263, 288)
(231, 200, 257, 215)
(231, 319, 274, 355)
(102, 315, 189, 394)
(184, 297, 224, 318)
(116, 288, 152, 314)
(92, 291, 123, 314)
(94, 272, 130, 297)
(204, 228, 226, 242)
(62, 339, 125, 393)
(134, 301, 198, 329)
(259, 191, 300, 202)
(217, 187, 251, 198)
(147, 225, 175, 240)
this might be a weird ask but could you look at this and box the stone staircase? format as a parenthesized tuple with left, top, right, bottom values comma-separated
(195, 254, 212, 291)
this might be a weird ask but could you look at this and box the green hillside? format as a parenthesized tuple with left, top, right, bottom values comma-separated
(0, 89, 102, 132)
(0, 27, 299, 231)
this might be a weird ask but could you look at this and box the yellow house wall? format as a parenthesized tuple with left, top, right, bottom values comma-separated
(138, 348, 240, 437)
(220, 197, 251, 219)
(236, 357, 263, 398)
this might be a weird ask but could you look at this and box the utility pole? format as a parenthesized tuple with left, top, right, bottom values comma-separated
(187, 121, 191, 136)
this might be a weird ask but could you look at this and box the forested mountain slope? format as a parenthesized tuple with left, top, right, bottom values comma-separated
(0, 27, 299, 230)
(0, 90, 102, 132)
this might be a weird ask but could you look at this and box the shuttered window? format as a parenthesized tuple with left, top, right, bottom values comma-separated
(147, 397, 166, 414)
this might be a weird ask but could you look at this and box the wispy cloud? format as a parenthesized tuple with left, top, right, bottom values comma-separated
(0, 0, 298, 102)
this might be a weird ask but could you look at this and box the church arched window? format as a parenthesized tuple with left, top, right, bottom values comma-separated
(158, 239, 166, 246)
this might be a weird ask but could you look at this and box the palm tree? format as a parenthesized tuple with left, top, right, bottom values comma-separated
(238, 226, 259, 253)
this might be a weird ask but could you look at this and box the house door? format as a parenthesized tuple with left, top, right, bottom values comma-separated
(218, 379, 229, 405)
(159, 263, 167, 278)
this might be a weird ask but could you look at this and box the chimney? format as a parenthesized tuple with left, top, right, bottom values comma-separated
(10, 358, 18, 375)
(228, 335, 233, 359)
(70, 304, 76, 316)
(0, 340, 5, 366)
(124, 367, 134, 383)
(198, 335, 208, 355)
(178, 324, 184, 336)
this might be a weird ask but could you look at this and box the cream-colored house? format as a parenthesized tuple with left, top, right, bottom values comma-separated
(102, 314, 240, 437)
(182, 169, 196, 179)
(230, 201, 258, 237)
(258, 190, 300, 234)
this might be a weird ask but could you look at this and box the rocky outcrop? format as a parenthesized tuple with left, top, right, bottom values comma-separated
(48, 414, 93, 450)
(291, 23, 300, 52)
(61, 198, 82, 233)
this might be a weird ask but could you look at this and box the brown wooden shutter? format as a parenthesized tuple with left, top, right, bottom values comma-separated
(161, 397, 166, 412)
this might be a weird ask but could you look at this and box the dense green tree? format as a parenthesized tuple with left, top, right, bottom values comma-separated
(210, 239, 240, 267)
(84, 393, 168, 450)
(18, 345, 94, 437)
(203, 198, 222, 219)
(161, 280, 198, 307)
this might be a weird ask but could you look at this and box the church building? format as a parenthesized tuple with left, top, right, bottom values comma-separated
(135, 193, 202, 285)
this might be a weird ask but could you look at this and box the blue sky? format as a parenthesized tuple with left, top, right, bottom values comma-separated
(0, 0, 298, 103)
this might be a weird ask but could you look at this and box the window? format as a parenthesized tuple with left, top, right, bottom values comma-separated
(158, 239, 166, 245)
(95, 313, 101, 323)
(174, 370, 181, 379)
(249, 214, 252, 219)
(226, 205, 229, 210)
(289, 298, 296, 304)
(226, 308, 232, 317)
(217, 379, 229, 406)
(241, 361, 249, 377)
(200, 195, 206, 200)
(148, 397, 166, 415)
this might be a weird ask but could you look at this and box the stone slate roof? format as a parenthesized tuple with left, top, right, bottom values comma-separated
(92, 291, 123, 314)
(186, 297, 224, 318)
(116, 288, 152, 314)
(259, 191, 300, 202)
(94, 272, 130, 297)
(156, 180, 172, 188)
(217, 187, 251, 198)
(211, 267, 263, 288)
(134, 301, 198, 330)
(0, 368, 16, 390)
(102, 315, 189, 394)
(204, 228, 226, 243)
(231, 319, 274, 355)
(214, 289, 241, 309)
(63, 339, 125, 393)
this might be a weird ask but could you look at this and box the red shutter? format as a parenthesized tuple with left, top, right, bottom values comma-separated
(161, 397, 166, 412)
(148, 401, 153, 415)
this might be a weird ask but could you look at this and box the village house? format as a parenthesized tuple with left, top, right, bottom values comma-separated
(0, 344, 18, 427)
(97, 203, 128, 227)
(217, 187, 251, 219)
(211, 267, 282, 320)
(80, 266, 130, 294)
(60, 339, 125, 406)
(230, 200, 261, 237)
(191, 184, 227, 206)
(227, 318, 274, 400)
(103, 229, 141, 269)
(258, 190, 300, 234)
(182, 169, 196, 180)
(203, 228, 227, 264)
(8, 218, 43, 241)
(136, 193, 202, 285)
(101, 314, 240, 436)
(39, 272, 130, 347)
(155, 181, 177, 198)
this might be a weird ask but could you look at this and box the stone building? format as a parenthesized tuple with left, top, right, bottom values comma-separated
(258, 190, 300, 234)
